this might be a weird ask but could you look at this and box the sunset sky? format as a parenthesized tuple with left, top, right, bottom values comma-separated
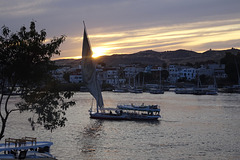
(1, 0, 240, 59)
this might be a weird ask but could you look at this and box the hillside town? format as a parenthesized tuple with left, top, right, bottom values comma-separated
(52, 61, 230, 94)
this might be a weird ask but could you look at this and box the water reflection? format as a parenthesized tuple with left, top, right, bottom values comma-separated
(83, 120, 103, 138)
(80, 120, 103, 158)
(132, 119, 161, 125)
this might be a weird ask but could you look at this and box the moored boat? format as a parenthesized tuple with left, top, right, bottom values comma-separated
(117, 104, 161, 120)
(175, 88, 194, 94)
(193, 85, 218, 95)
(0, 137, 56, 159)
(112, 88, 128, 93)
(129, 88, 143, 94)
(149, 88, 164, 94)
(89, 104, 161, 120)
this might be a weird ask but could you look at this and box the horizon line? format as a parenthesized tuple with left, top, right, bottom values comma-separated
(52, 47, 239, 61)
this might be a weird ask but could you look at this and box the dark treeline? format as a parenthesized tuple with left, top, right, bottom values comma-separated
(220, 52, 240, 85)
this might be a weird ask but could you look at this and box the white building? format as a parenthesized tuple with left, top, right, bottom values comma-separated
(51, 67, 72, 83)
(197, 65, 214, 76)
(124, 66, 144, 78)
(168, 65, 197, 83)
(69, 74, 82, 83)
(168, 65, 179, 83)
(197, 64, 227, 78)
(209, 64, 227, 78)
(102, 67, 126, 86)
(179, 68, 196, 80)
(168, 63, 227, 84)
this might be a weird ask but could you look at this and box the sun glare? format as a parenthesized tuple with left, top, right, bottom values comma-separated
(92, 47, 108, 58)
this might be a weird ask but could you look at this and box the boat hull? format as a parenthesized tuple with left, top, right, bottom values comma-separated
(149, 89, 164, 94)
(90, 112, 130, 120)
(90, 112, 160, 121)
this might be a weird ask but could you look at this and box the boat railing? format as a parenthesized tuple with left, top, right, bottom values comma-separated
(5, 137, 37, 147)
(117, 104, 160, 111)
(22, 137, 37, 145)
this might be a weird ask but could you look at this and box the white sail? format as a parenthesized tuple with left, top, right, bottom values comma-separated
(81, 25, 104, 110)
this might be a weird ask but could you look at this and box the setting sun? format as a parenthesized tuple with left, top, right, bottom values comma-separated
(92, 47, 108, 58)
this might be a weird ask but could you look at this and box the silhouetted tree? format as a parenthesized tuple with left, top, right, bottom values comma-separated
(185, 62, 193, 67)
(199, 74, 213, 85)
(0, 21, 75, 140)
(140, 70, 169, 84)
(221, 52, 240, 84)
(63, 72, 70, 83)
(162, 62, 167, 69)
(161, 70, 169, 81)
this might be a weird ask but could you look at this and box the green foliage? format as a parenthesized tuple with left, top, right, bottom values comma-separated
(0, 21, 65, 88)
(16, 80, 75, 131)
(0, 21, 75, 139)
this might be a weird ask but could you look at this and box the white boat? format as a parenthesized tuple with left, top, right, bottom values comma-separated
(193, 85, 218, 95)
(149, 69, 164, 94)
(149, 88, 164, 94)
(0, 137, 56, 159)
(81, 23, 161, 121)
(112, 88, 128, 93)
(128, 88, 143, 94)
(175, 88, 194, 94)
(117, 104, 161, 120)
(193, 76, 218, 95)
(89, 104, 161, 120)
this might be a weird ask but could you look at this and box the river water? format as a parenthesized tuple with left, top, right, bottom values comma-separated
(4, 92, 240, 160)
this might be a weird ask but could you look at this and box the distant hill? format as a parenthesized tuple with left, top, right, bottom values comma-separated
(54, 48, 240, 67)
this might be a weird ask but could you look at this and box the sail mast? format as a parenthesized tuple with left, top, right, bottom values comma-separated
(81, 22, 104, 113)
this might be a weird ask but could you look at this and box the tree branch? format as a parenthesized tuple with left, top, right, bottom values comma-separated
(0, 80, 5, 120)
(9, 107, 34, 114)
(4, 83, 16, 115)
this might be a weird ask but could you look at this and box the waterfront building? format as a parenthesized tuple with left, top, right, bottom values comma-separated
(179, 67, 197, 81)
(69, 74, 82, 83)
(124, 65, 144, 78)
